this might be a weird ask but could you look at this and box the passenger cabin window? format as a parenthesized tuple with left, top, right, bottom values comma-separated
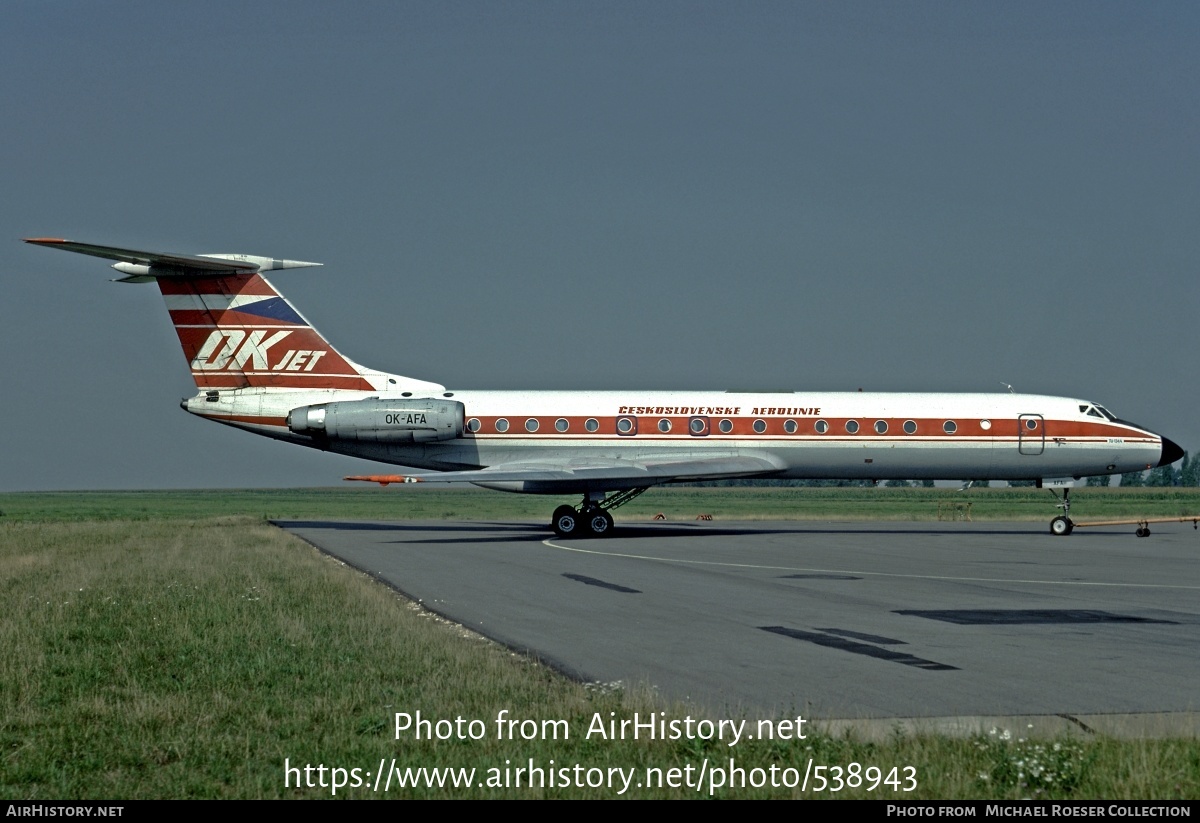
(525, 418, 539, 433)
(846, 420, 860, 434)
(943, 420, 957, 434)
(783, 419, 797, 434)
(814, 420, 829, 434)
(585, 418, 599, 432)
(555, 418, 569, 432)
(617, 417, 635, 434)
(467, 418, 481, 433)
(689, 418, 707, 434)
(753, 419, 767, 434)
(874, 420, 888, 434)
(658, 419, 672, 433)
(495, 418, 509, 433)
(903, 420, 917, 434)
(718, 419, 733, 433)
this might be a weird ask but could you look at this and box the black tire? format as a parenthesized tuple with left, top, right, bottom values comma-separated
(586, 510, 614, 537)
(551, 505, 575, 530)
(1136, 527, 1150, 538)
(553, 508, 580, 537)
(1050, 516, 1072, 536)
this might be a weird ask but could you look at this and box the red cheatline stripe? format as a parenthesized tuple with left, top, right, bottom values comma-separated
(168, 311, 308, 327)
(192, 373, 374, 389)
(196, 413, 289, 426)
(457, 415, 1152, 439)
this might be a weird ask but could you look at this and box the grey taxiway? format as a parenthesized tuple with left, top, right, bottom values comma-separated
(278, 519, 1200, 737)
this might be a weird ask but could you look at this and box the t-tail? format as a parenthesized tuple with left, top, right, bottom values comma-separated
(23, 238, 442, 394)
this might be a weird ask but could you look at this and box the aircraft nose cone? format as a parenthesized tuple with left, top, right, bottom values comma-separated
(1158, 437, 1185, 467)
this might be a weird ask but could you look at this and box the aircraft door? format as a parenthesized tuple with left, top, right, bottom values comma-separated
(1018, 414, 1045, 455)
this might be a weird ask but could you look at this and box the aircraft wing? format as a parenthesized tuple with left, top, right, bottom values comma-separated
(346, 452, 786, 487)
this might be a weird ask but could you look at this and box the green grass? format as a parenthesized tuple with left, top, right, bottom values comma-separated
(2, 486, 1199, 524)
(3, 497, 1199, 798)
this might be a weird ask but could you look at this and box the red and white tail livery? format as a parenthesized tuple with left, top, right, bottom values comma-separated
(161, 272, 372, 391)
(27, 237, 1184, 538)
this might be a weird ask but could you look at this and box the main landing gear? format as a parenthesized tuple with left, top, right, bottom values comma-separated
(550, 488, 649, 538)
(1049, 488, 1074, 536)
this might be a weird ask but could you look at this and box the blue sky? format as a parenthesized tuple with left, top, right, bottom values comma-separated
(4, 2, 1197, 490)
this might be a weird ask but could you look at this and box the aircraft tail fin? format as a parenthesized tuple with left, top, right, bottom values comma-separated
(157, 271, 377, 390)
(25, 238, 390, 391)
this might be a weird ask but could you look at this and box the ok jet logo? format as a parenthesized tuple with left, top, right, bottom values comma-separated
(190, 329, 328, 372)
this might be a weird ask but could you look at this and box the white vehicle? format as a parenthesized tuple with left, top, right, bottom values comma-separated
(28, 238, 1182, 537)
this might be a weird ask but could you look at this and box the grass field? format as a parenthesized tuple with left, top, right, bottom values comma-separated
(2, 488, 1199, 799)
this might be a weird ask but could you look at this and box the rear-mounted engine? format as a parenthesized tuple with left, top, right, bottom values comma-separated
(287, 397, 464, 443)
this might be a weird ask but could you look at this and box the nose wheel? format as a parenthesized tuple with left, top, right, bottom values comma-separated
(1050, 515, 1074, 536)
(1048, 489, 1074, 536)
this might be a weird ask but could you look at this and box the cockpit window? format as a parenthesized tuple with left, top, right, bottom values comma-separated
(1095, 406, 1116, 421)
(1087, 407, 1103, 418)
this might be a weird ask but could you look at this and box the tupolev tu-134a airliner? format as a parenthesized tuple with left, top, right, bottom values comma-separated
(27, 238, 1183, 537)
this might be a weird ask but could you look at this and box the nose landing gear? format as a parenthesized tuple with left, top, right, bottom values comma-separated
(550, 487, 649, 537)
(1048, 488, 1074, 536)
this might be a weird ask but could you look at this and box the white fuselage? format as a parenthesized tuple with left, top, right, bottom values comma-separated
(187, 387, 1165, 492)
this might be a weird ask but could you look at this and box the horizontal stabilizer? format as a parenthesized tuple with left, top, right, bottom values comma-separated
(23, 238, 321, 279)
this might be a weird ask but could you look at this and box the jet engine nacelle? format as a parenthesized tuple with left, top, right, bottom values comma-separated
(287, 397, 464, 443)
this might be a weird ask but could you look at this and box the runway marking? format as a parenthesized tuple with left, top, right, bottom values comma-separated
(814, 627, 906, 645)
(542, 539, 1200, 591)
(761, 626, 957, 670)
(896, 609, 1178, 625)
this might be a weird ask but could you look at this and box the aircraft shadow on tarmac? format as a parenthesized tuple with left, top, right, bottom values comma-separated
(273, 519, 1068, 542)
(585, 524, 1055, 539)
(272, 520, 538, 533)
